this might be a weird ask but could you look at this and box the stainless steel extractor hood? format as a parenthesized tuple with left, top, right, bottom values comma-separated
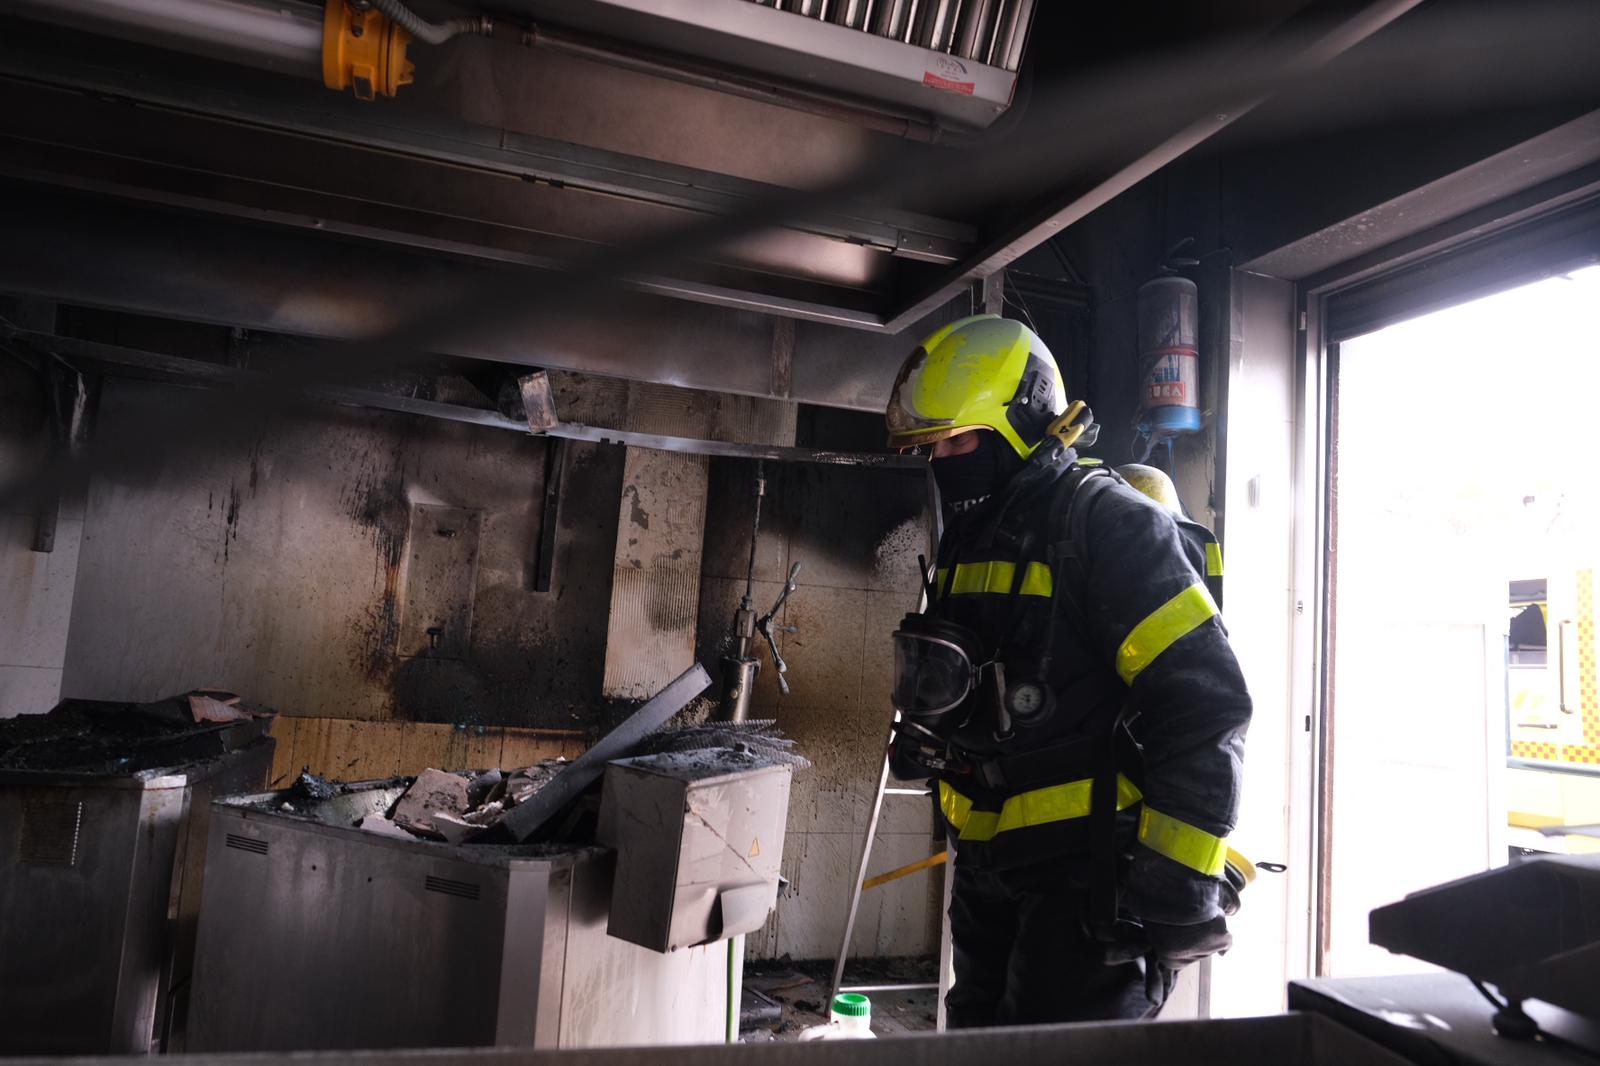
(507, 0, 1036, 130)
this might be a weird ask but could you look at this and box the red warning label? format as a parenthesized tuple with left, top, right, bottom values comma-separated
(923, 71, 976, 95)
(1146, 381, 1190, 404)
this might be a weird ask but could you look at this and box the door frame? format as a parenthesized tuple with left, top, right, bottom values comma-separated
(1294, 190, 1600, 976)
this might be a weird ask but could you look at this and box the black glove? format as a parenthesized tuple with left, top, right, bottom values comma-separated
(1144, 914, 1231, 972)
(1139, 915, 1231, 1011)
(1093, 918, 1150, 966)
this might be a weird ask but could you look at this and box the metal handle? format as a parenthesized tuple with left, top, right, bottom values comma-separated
(761, 626, 792, 695)
(757, 561, 802, 695)
(767, 561, 801, 617)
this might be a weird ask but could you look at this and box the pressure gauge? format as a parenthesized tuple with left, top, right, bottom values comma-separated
(1003, 678, 1054, 726)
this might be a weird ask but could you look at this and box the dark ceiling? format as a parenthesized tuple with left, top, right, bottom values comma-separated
(11, 0, 1585, 411)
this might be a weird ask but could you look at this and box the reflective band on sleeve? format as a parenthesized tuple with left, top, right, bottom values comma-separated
(1205, 541, 1223, 578)
(1138, 806, 1228, 877)
(938, 775, 1143, 843)
(936, 560, 1053, 599)
(1115, 582, 1219, 684)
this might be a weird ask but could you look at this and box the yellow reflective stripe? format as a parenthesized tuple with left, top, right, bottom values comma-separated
(1139, 807, 1228, 877)
(938, 775, 1143, 843)
(1116, 582, 1219, 684)
(938, 780, 974, 829)
(1204, 541, 1223, 578)
(935, 560, 1053, 598)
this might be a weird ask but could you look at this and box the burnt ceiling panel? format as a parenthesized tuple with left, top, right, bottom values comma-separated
(0, 0, 1425, 407)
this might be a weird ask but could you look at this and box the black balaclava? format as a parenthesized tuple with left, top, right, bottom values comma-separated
(931, 431, 1025, 519)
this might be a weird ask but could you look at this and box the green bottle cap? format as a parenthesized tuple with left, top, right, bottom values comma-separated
(831, 993, 871, 1018)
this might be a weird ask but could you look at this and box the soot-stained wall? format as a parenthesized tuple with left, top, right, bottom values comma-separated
(61, 379, 624, 730)
(0, 336, 84, 717)
(696, 456, 940, 961)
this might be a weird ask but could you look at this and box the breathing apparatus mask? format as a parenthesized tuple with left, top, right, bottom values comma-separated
(888, 613, 983, 772)
(890, 608, 1059, 760)
(891, 614, 982, 724)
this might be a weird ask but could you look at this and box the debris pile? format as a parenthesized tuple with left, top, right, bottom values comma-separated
(272, 662, 803, 848)
(313, 722, 806, 847)
(0, 692, 275, 774)
(344, 758, 572, 844)
(635, 719, 812, 770)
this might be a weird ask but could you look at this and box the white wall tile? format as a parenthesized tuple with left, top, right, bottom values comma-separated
(847, 831, 943, 960)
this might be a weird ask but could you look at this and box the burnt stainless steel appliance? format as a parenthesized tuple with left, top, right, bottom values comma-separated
(599, 754, 793, 953)
(185, 783, 726, 1052)
(0, 718, 275, 1055)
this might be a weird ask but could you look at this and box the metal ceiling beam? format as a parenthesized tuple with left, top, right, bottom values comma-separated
(1243, 110, 1600, 282)
(0, 72, 899, 306)
(1, 326, 925, 469)
(0, 151, 890, 330)
(882, 0, 1430, 332)
(0, 35, 975, 266)
(0, 180, 948, 412)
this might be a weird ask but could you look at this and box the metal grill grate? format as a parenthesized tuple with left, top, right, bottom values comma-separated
(424, 875, 482, 901)
(748, 0, 1034, 70)
(224, 833, 270, 855)
(19, 799, 83, 867)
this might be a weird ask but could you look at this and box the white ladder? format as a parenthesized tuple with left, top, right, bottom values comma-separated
(829, 714, 955, 1029)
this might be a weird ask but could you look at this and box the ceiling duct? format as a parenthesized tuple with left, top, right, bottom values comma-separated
(508, 0, 1036, 130)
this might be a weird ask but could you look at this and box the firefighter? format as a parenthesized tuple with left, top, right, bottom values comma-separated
(884, 315, 1251, 1026)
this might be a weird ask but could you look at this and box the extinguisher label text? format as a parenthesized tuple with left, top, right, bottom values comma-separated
(1143, 352, 1198, 408)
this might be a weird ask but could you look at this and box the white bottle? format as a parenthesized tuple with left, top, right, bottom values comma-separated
(798, 994, 877, 1040)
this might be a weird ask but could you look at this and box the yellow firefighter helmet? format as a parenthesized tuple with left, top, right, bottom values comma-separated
(885, 315, 1068, 459)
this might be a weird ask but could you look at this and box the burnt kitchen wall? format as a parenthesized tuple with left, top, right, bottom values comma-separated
(60, 375, 623, 731)
(696, 440, 940, 962)
(0, 301, 85, 717)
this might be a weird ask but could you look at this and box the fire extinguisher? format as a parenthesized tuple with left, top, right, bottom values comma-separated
(1134, 241, 1202, 461)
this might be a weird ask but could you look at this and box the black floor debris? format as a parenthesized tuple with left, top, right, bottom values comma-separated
(742, 959, 939, 1040)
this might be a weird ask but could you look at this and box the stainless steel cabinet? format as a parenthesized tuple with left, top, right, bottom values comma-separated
(0, 739, 275, 1055)
(186, 787, 726, 1052)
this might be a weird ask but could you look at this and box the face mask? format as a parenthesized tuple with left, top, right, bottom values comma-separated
(891, 612, 985, 726)
(888, 612, 984, 775)
(931, 431, 1023, 516)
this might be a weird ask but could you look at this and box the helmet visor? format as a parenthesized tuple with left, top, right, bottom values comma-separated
(891, 628, 975, 720)
(886, 348, 956, 442)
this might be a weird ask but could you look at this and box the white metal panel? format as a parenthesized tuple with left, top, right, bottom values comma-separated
(1210, 271, 1301, 1016)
